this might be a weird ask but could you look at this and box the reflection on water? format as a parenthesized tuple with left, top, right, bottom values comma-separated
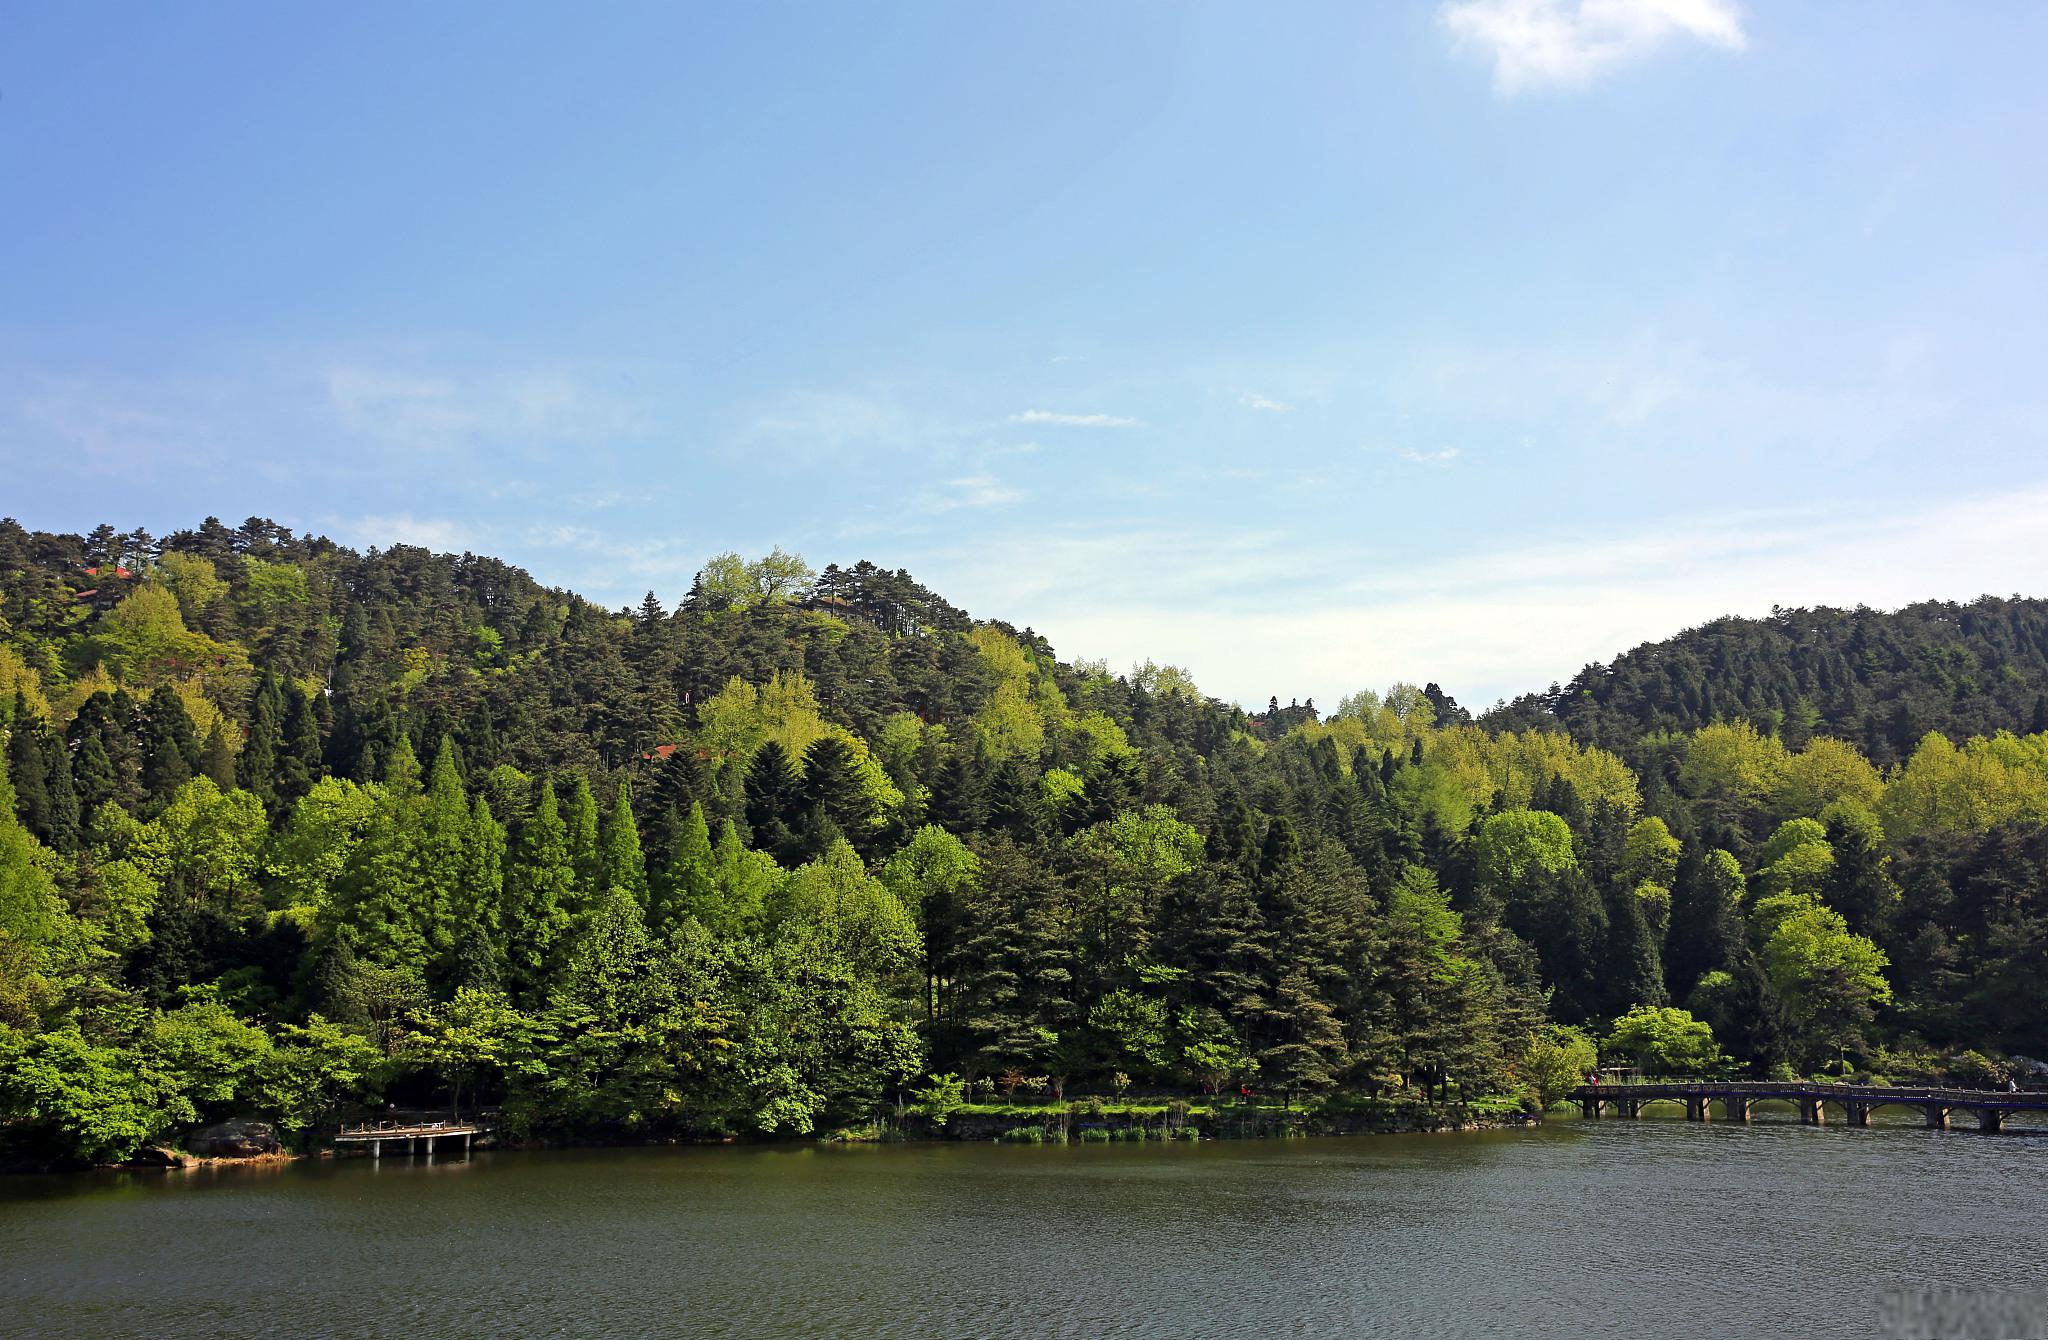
(4, 1118, 2044, 1339)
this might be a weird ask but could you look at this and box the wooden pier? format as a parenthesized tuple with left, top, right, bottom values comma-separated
(1569, 1081, 2048, 1133)
(333, 1120, 483, 1160)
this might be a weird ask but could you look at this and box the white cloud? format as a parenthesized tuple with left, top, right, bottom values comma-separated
(923, 484, 2048, 711)
(918, 473, 1024, 514)
(331, 513, 486, 553)
(1396, 446, 1462, 466)
(1009, 409, 1143, 428)
(1242, 392, 1293, 413)
(1442, 0, 1747, 95)
(323, 365, 647, 450)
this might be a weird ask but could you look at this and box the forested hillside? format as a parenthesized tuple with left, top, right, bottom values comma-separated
(1487, 599, 2048, 766)
(4, 515, 2047, 1168)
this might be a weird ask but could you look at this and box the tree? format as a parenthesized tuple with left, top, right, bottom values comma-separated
(879, 826, 979, 1030)
(407, 987, 529, 1117)
(139, 686, 201, 809)
(909, 1072, 967, 1128)
(1517, 1024, 1598, 1108)
(599, 781, 649, 909)
(1665, 849, 1745, 1002)
(1759, 896, 1892, 1068)
(237, 673, 286, 811)
(1602, 1005, 1725, 1076)
(504, 780, 575, 993)
(0, 1027, 173, 1165)
(653, 801, 718, 933)
(1471, 808, 1577, 911)
(744, 742, 803, 862)
(8, 697, 77, 851)
(563, 775, 602, 913)
(772, 840, 921, 982)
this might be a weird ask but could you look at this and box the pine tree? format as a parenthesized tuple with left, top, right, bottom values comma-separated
(953, 835, 1079, 1078)
(600, 780, 649, 907)
(1821, 812, 1901, 947)
(279, 681, 322, 802)
(1258, 969, 1348, 1105)
(744, 741, 803, 861)
(984, 756, 1043, 842)
(199, 721, 236, 789)
(925, 747, 987, 834)
(504, 778, 574, 994)
(70, 727, 117, 821)
(1665, 848, 1746, 1002)
(800, 734, 873, 846)
(563, 774, 602, 912)
(237, 673, 285, 811)
(1600, 876, 1667, 1014)
(450, 794, 507, 985)
(653, 801, 718, 933)
(7, 694, 55, 844)
(139, 686, 199, 808)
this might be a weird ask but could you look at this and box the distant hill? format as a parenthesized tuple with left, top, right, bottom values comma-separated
(1485, 598, 2048, 765)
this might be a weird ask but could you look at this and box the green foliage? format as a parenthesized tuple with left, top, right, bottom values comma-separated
(1518, 1024, 1598, 1107)
(910, 1072, 967, 1127)
(1, 516, 2044, 1165)
(1602, 1005, 1725, 1076)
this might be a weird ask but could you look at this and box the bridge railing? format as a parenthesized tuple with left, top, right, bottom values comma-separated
(1572, 1080, 2040, 1104)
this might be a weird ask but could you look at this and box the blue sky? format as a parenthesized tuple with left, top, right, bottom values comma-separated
(5, 1, 2047, 709)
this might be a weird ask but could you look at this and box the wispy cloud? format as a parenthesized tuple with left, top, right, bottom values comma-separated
(1009, 409, 1143, 428)
(1442, 0, 1747, 95)
(931, 483, 2048, 710)
(1396, 446, 1462, 466)
(917, 473, 1024, 514)
(323, 365, 648, 450)
(331, 513, 486, 553)
(1241, 392, 1293, 413)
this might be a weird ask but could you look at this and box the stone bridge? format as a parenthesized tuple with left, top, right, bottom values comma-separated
(1569, 1081, 2048, 1132)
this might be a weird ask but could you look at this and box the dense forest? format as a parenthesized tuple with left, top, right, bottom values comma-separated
(4, 515, 2047, 1167)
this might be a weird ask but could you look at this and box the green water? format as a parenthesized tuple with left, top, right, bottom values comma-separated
(4, 1117, 2044, 1338)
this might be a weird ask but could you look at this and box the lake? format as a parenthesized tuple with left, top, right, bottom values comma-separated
(4, 1114, 2045, 1338)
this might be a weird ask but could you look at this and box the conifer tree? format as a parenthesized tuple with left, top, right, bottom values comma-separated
(653, 800, 719, 933)
(600, 780, 649, 907)
(800, 734, 873, 846)
(139, 686, 199, 808)
(279, 681, 322, 802)
(926, 747, 987, 834)
(504, 778, 574, 992)
(1665, 848, 1747, 1002)
(744, 741, 802, 861)
(7, 693, 55, 844)
(563, 774, 602, 911)
(238, 673, 285, 810)
(199, 721, 236, 789)
(1600, 876, 1667, 1014)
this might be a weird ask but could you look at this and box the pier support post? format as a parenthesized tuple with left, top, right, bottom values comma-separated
(463, 1131, 472, 1155)
(1976, 1109, 2003, 1133)
(371, 1139, 381, 1161)
(1845, 1103, 1871, 1128)
(1684, 1097, 1708, 1122)
(1799, 1098, 1824, 1125)
(1924, 1105, 1949, 1130)
(1726, 1097, 1750, 1123)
